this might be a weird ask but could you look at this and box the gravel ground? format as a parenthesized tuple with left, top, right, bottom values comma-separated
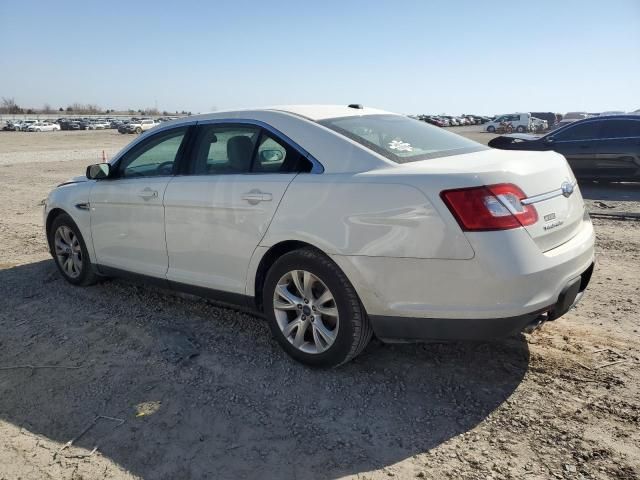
(0, 129, 639, 480)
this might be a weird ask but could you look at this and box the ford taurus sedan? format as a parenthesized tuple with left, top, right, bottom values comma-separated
(44, 105, 595, 367)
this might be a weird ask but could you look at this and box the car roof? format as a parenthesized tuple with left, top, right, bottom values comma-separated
(114, 105, 402, 174)
(189, 105, 394, 123)
(573, 114, 639, 122)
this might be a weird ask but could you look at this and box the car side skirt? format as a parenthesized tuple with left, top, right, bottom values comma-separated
(96, 265, 258, 314)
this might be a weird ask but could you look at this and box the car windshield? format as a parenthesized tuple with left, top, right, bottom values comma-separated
(319, 114, 487, 163)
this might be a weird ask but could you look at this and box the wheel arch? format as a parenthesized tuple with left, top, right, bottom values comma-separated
(252, 240, 330, 312)
(45, 208, 69, 252)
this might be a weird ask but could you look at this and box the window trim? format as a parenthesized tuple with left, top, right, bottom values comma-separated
(194, 118, 324, 174)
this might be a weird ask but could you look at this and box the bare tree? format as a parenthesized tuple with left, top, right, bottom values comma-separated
(42, 103, 53, 114)
(1, 97, 22, 114)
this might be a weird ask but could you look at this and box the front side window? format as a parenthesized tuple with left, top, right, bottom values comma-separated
(553, 121, 601, 141)
(320, 114, 487, 163)
(118, 127, 187, 178)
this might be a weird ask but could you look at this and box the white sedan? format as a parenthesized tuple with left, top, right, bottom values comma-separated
(43, 105, 595, 366)
(28, 122, 60, 132)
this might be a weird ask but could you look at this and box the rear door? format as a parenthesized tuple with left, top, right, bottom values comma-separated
(163, 122, 311, 295)
(596, 118, 640, 180)
(549, 120, 602, 178)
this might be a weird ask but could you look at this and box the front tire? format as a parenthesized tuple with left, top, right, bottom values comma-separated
(263, 248, 372, 367)
(49, 213, 98, 286)
(516, 125, 526, 133)
(135, 127, 142, 134)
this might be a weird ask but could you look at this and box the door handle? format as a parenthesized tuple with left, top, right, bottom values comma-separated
(242, 190, 272, 205)
(138, 188, 158, 199)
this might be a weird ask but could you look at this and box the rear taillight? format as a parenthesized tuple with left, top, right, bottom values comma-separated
(441, 183, 538, 231)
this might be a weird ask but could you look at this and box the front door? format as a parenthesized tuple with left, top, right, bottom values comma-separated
(164, 123, 310, 295)
(89, 126, 189, 277)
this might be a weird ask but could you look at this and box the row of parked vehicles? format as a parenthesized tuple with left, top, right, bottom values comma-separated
(1, 116, 180, 133)
(413, 114, 491, 127)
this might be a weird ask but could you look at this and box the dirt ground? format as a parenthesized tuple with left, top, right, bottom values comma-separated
(0, 128, 638, 480)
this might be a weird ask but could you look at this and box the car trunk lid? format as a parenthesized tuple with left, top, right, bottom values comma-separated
(388, 149, 586, 252)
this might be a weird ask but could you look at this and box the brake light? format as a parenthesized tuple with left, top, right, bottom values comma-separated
(441, 183, 538, 231)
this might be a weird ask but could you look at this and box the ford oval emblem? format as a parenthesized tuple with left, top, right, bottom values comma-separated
(561, 181, 574, 198)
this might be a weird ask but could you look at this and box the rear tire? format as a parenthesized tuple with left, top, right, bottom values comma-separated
(516, 125, 526, 133)
(263, 248, 372, 367)
(487, 125, 496, 133)
(49, 213, 98, 286)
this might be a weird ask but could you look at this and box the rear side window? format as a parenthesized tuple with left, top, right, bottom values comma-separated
(189, 124, 313, 174)
(599, 119, 640, 139)
(191, 125, 260, 174)
(319, 114, 486, 163)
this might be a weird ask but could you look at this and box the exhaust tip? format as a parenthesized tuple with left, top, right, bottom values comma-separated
(523, 312, 549, 334)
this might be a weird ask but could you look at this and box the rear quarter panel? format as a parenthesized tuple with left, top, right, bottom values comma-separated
(261, 174, 475, 260)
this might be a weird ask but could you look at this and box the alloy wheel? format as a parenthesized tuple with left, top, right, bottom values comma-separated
(54, 225, 83, 279)
(273, 270, 339, 354)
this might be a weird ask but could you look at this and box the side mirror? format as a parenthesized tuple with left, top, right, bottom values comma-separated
(544, 136, 555, 145)
(260, 149, 284, 163)
(86, 163, 112, 180)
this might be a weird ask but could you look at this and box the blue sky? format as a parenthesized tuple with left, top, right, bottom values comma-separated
(1, 0, 638, 115)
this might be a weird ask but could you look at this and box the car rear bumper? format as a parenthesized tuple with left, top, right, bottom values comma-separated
(331, 216, 595, 340)
(368, 262, 593, 341)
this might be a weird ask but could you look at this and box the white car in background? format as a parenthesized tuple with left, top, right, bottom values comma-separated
(127, 118, 158, 134)
(43, 105, 595, 367)
(18, 120, 38, 131)
(530, 117, 548, 132)
(28, 122, 61, 132)
(485, 113, 532, 133)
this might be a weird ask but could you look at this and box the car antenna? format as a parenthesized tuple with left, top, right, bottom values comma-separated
(348, 104, 363, 109)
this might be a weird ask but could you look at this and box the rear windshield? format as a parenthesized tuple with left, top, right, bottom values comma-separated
(319, 114, 487, 163)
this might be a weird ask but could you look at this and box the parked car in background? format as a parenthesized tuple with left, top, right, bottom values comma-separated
(549, 118, 576, 131)
(488, 115, 640, 182)
(485, 113, 532, 133)
(599, 111, 626, 116)
(564, 112, 589, 120)
(88, 120, 110, 130)
(530, 112, 557, 130)
(442, 116, 458, 126)
(117, 121, 131, 134)
(2, 121, 21, 131)
(123, 118, 158, 134)
(18, 120, 38, 131)
(427, 116, 447, 127)
(530, 117, 548, 133)
(44, 105, 594, 366)
(27, 122, 61, 132)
